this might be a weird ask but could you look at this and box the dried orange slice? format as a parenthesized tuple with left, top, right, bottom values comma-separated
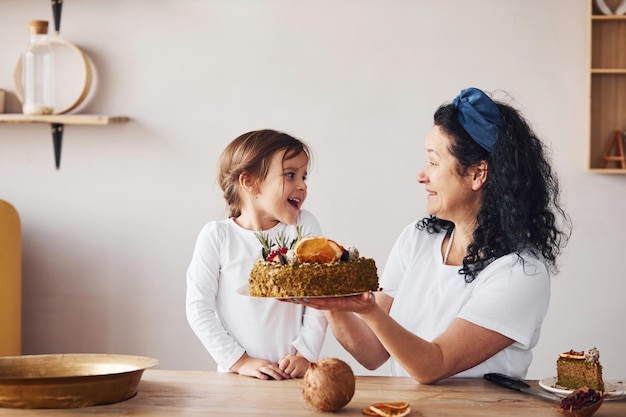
(371, 401, 409, 410)
(326, 239, 344, 258)
(294, 236, 343, 263)
(363, 401, 411, 417)
(368, 405, 411, 417)
(362, 407, 379, 416)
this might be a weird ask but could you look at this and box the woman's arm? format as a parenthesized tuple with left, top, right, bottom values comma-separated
(360, 311, 514, 384)
(301, 292, 513, 384)
(300, 292, 392, 370)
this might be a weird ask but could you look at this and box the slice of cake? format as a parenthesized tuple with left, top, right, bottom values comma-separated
(248, 230, 379, 297)
(556, 347, 604, 392)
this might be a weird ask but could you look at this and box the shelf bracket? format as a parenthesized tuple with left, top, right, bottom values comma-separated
(51, 123, 63, 170)
(51, 0, 63, 35)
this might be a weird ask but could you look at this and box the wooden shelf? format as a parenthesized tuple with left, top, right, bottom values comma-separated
(0, 114, 129, 169)
(592, 15, 626, 20)
(0, 114, 129, 125)
(592, 69, 626, 74)
(588, 168, 626, 174)
(588, 0, 626, 173)
(0, 2, 129, 169)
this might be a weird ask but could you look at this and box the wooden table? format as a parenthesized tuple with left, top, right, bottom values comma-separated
(0, 369, 624, 416)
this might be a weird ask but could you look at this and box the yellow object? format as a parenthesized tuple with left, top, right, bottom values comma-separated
(0, 199, 21, 356)
(0, 354, 158, 408)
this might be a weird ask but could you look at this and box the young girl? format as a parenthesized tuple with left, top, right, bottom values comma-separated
(186, 129, 327, 380)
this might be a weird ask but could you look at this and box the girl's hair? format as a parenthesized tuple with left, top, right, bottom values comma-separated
(418, 100, 571, 283)
(217, 129, 311, 218)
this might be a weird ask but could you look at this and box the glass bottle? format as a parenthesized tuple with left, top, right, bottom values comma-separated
(23, 20, 54, 115)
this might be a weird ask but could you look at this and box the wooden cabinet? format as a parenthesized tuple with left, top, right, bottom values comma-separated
(589, 0, 626, 172)
(0, 200, 21, 356)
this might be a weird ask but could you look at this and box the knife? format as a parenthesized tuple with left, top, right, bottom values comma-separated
(483, 373, 560, 402)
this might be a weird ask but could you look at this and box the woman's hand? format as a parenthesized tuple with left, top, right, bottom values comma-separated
(278, 354, 309, 378)
(286, 291, 392, 371)
(288, 291, 377, 315)
(231, 353, 291, 380)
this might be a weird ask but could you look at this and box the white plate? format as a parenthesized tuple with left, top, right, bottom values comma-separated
(236, 284, 371, 299)
(539, 376, 626, 400)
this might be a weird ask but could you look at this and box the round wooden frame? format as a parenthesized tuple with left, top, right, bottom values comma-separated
(13, 37, 93, 115)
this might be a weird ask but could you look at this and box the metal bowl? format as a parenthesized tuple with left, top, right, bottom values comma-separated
(0, 353, 158, 409)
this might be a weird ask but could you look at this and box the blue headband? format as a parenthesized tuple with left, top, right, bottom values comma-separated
(452, 87, 503, 153)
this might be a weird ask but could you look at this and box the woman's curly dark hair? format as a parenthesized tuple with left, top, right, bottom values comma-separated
(417, 100, 571, 283)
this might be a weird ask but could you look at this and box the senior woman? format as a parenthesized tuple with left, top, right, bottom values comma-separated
(295, 87, 571, 384)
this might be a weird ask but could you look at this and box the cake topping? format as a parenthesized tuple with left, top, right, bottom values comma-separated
(255, 229, 359, 266)
(559, 348, 601, 366)
(560, 349, 585, 360)
(585, 347, 600, 365)
(255, 226, 303, 265)
(294, 236, 344, 263)
(345, 246, 360, 261)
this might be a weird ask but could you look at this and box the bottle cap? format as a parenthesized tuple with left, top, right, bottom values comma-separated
(28, 20, 49, 34)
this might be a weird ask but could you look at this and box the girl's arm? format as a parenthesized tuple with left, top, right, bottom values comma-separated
(186, 223, 246, 370)
(277, 352, 310, 378)
(290, 307, 327, 362)
(231, 352, 291, 380)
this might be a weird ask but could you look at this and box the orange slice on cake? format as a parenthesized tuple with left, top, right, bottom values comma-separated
(294, 236, 344, 263)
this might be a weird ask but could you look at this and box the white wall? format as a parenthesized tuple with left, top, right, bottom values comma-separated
(1, 0, 623, 381)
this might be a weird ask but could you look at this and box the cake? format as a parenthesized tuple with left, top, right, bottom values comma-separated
(248, 230, 379, 297)
(556, 347, 604, 392)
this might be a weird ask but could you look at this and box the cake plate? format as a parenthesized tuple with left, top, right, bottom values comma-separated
(539, 376, 626, 400)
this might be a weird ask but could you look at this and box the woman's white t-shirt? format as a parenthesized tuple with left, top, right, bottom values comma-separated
(380, 221, 550, 379)
(186, 210, 327, 372)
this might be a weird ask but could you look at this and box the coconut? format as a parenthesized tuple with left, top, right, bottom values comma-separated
(301, 357, 355, 412)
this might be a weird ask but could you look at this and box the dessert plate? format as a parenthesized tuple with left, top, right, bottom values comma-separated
(236, 284, 372, 299)
(539, 376, 626, 400)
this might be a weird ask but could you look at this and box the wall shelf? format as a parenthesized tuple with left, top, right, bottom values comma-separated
(588, 0, 626, 173)
(0, 114, 129, 169)
(0, 114, 129, 125)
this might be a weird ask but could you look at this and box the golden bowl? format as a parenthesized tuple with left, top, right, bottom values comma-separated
(0, 353, 158, 409)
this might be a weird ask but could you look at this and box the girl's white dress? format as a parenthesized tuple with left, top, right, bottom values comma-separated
(186, 210, 327, 371)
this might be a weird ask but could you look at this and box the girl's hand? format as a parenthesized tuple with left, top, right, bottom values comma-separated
(231, 354, 291, 380)
(278, 354, 310, 378)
